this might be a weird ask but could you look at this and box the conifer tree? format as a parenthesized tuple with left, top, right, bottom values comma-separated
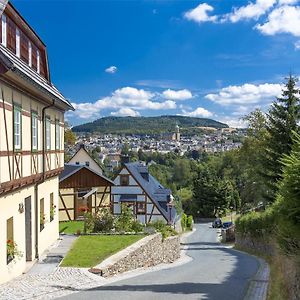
(262, 75, 300, 202)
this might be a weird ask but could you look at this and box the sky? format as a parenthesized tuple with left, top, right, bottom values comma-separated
(13, 0, 300, 127)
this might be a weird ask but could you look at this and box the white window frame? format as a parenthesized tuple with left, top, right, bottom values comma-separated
(16, 28, 20, 58)
(2, 14, 6, 47)
(31, 112, 38, 151)
(55, 119, 60, 150)
(28, 41, 32, 67)
(45, 117, 51, 151)
(14, 106, 22, 151)
(37, 49, 40, 74)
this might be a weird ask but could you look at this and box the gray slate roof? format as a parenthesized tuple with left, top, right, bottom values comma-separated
(60, 164, 114, 185)
(0, 44, 73, 109)
(125, 162, 177, 223)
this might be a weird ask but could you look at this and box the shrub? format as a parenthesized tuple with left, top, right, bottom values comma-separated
(181, 213, 187, 231)
(147, 220, 178, 239)
(115, 204, 135, 232)
(235, 207, 277, 238)
(187, 215, 193, 230)
(131, 220, 144, 233)
(93, 208, 114, 232)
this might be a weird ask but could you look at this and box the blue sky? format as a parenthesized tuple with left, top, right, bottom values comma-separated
(13, 0, 300, 127)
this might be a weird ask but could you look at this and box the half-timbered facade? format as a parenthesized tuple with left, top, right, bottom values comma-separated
(59, 164, 114, 221)
(112, 162, 177, 224)
(68, 144, 103, 175)
(0, 2, 73, 284)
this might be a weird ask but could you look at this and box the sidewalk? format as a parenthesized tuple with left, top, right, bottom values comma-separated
(0, 235, 101, 300)
(0, 232, 193, 300)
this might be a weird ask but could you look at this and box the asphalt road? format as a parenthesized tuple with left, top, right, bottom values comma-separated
(60, 223, 259, 300)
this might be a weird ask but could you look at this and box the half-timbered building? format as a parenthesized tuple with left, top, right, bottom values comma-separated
(0, 2, 73, 283)
(67, 144, 103, 175)
(59, 164, 114, 221)
(112, 162, 177, 224)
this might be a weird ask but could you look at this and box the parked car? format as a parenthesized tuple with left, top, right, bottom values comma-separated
(212, 218, 222, 228)
(222, 221, 233, 229)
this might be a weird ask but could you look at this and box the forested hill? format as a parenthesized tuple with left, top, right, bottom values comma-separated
(72, 115, 229, 135)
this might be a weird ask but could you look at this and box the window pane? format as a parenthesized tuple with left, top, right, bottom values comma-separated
(32, 114, 38, 150)
(14, 109, 21, 150)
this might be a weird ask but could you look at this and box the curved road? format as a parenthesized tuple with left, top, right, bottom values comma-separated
(60, 223, 259, 300)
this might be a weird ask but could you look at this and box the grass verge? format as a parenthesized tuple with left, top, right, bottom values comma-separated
(60, 235, 143, 268)
(234, 246, 289, 300)
(59, 221, 84, 234)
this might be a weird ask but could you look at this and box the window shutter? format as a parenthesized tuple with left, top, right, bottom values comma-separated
(6, 17, 16, 53)
(20, 31, 29, 63)
(39, 50, 46, 78)
(32, 43, 37, 71)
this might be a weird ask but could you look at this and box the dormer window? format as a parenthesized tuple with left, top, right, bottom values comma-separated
(0, 11, 49, 81)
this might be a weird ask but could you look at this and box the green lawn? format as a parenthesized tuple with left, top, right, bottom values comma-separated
(60, 235, 143, 268)
(59, 221, 84, 234)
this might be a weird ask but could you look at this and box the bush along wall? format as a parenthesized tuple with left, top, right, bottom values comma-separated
(235, 206, 300, 300)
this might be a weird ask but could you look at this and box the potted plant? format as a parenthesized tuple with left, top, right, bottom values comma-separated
(50, 204, 56, 222)
(40, 212, 46, 231)
(7, 240, 22, 264)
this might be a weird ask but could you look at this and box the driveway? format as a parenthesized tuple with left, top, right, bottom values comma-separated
(60, 223, 259, 300)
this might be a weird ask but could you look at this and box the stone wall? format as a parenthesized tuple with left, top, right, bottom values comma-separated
(235, 233, 275, 255)
(94, 233, 180, 277)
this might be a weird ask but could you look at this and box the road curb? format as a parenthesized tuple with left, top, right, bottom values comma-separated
(243, 257, 270, 300)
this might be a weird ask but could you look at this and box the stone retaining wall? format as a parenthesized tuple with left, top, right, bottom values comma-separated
(95, 233, 180, 277)
(235, 233, 275, 255)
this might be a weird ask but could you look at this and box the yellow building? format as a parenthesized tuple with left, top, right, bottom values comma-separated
(0, 2, 73, 284)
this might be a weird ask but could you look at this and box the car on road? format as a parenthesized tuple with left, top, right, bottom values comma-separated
(222, 221, 233, 229)
(212, 218, 222, 228)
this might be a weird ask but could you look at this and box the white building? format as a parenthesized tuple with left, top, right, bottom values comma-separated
(112, 162, 176, 224)
(0, 2, 73, 283)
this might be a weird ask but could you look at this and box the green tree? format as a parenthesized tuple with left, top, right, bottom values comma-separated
(193, 165, 229, 217)
(262, 75, 300, 202)
(64, 123, 76, 146)
(276, 131, 300, 255)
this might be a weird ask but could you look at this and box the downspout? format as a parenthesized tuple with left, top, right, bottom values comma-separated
(34, 100, 55, 259)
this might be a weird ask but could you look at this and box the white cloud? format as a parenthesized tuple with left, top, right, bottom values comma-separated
(105, 66, 118, 74)
(111, 108, 141, 117)
(222, 0, 276, 23)
(256, 5, 300, 36)
(279, 0, 299, 4)
(69, 87, 177, 120)
(184, 3, 217, 23)
(182, 107, 213, 118)
(218, 116, 248, 128)
(162, 89, 193, 101)
(295, 40, 300, 49)
(205, 83, 282, 106)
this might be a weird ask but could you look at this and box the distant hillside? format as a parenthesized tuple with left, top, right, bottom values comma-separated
(72, 115, 229, 135)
